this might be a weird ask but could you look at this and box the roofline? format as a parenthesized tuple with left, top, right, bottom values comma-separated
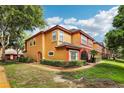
(56, 45, 81, 50)
(25, 25, 71, 42)
(72, 30, 94, 41)
(44, 25, 71, 34)
(94, 41, 103, 47)
(25, 25, 94, 42)
(25, 31, 44, 42)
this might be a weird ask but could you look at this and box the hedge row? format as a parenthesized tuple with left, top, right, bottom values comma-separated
(18, 57, 34, 63)
(40, 60, 86, 67)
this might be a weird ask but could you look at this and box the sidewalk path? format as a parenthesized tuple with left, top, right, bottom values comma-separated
(28, 62, 100, 72)
(0, 66, 10, 88)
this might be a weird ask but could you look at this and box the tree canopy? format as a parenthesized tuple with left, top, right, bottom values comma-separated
(105, 5, 124, 59)
(113, 5, 124, 30)
(0, 5, 46, 61)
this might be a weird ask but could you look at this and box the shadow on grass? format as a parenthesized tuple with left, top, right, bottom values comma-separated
(115, 59, 124, 64)
(103, 59, 124, 64)
(94, 62, 124, 71)
(0, 61, 18, 66)
(61, 62, 124, 83)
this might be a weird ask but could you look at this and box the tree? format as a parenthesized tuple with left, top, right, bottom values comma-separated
(105, 5, 124, 60)
(9, 32, 31, 59)
(90, 50, 98, 62)
(0, 5, 46, 61)
(113, 5, 124, 30)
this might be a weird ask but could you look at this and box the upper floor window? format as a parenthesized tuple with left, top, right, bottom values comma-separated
(30, 41, 32, 46)
(60, 31, 64, 42)
(29, 39, 36, 46)
(33, 40, 36, 45)
(81, 35, 87, 45)
(88, 39, 93, 47)
(52, 31, 56, 41)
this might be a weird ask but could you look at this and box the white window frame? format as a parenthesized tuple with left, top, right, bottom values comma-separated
(69, 50, 79, 61)
(59, 31, 64, 42)
(81, 35, 87, 45)
(52, 31, 56, 41)
(48, 51, 54, 56)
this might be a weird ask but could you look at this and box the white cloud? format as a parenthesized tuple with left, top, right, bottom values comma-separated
(44, 6, 119, 41)
(78, 6, 118, 35)
(46, 17, 63, 25)
(60, 24, 78, 29)
(64, 17, 77, 25)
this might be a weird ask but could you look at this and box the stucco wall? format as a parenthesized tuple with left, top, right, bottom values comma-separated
(44, 29, 68, 61)
(71, 32, 81, 46)
(25, 33, 43, 61)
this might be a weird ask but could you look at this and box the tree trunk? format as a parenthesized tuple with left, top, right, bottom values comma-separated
(17, 49, 20, 60)
(1, 47, 6, 62)
(113, 56, 116, 60)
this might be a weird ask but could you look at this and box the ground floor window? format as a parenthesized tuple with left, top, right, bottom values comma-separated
(48, 51, 54, 56)
(69, 50, 79, 61)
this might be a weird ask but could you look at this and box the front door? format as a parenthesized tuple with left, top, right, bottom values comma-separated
(38, 52, 42, 62)
(81, 51, 88, 61)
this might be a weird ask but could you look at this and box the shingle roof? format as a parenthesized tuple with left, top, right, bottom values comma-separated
(26, 25, 94, 42)
(94, 41, 104, 47)
(56, 42, 82, 50)
(5, 48, 23, 55)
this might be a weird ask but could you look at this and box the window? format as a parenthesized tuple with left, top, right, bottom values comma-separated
(30, 41, 32, 46)
(60, 31, 64, 42)
(81, 35, 87, 45)
(69, 50, 78, 61)
(33, 40, 36, 45)
(52, 31, 56, 41)
(48, 51, 54, 56)
(88, 39, 93, 47)
(30, 39, 35, 46)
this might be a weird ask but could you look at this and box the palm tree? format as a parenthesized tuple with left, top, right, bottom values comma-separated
(90, 50, 98, 63)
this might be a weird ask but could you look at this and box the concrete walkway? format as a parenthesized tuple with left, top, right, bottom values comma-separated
(0, 66, 10, 88)
(28, 62, 100, 72)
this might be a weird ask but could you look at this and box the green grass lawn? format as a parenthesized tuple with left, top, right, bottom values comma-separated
(61, 59, 124, 84)
(0, 63, 70, 88)
(1, 59, 124, 88)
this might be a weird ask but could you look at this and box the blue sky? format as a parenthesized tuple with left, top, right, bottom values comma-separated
(43, 5, 116, 19)
(33, 5, 119, 42)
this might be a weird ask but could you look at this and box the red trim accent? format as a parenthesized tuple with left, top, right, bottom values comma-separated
(66, 49, 69, 61)
(78, 50, 81, 60)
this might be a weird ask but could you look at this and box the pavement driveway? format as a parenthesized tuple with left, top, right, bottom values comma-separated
(0, 66, 10, 88)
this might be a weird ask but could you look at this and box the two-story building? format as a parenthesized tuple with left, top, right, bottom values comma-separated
(25, 25, 95, 62)
(93, 42, 103, 59)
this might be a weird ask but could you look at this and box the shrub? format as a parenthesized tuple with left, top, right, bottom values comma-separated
(40, 60, 65, 67)
(65, 61, 83, 67)
(82, 60, 87, 65)
(40, 60, 84, 67)
(18, 57, 34, 63)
